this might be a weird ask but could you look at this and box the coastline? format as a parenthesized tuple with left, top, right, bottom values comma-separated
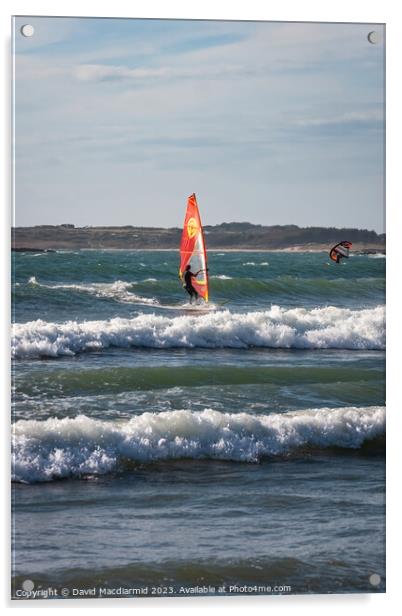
(12, 246, 386, 254)
(12, 224, 385, 254)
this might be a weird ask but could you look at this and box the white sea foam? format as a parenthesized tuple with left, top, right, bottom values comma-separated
(211, 275, 233, 279)
(242, 261, 268, 266)
(27, 277, 158, 306)
(12, 305, 385, 358)
(12, 406, 385, 483)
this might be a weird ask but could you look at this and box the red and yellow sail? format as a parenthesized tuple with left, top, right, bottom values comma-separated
(329, 241, 353, 262)
(179, 193, 209, 302)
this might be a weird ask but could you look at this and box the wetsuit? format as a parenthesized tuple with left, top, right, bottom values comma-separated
(184, 270, 199, 302)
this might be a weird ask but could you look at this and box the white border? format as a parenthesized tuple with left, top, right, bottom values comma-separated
(2, 1, 401, 614)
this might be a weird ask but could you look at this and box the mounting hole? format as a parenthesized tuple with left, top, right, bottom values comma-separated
(367, 31, 379, 44)
(20, 24, 34, 37)
(22, 579, 34, 592)
(369, 573, 381, 586)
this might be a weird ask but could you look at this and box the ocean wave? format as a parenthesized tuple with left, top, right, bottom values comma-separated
(210, 275, 384, 301)
(19, 275, 385, 305)
(134, 276, 385, 303)
(11, 555, 366, 592)
(242, 261, 269, 266)
(14, 364, 384, 397)
(12, 305, 385, 358)
(26, 277, 158, 306)
(12, 406, 385, 482)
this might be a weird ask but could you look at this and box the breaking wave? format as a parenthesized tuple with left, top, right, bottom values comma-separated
(12, 406, 385, 483)
(16, 275, 385, 307)
(12, 305, 385, 358)
(26, 277, 158, 306)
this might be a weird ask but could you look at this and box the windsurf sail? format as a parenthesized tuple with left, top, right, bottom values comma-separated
(179, 193, 209, 302)
(329, 241, 353, 263)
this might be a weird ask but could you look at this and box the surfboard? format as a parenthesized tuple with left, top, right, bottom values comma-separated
(156, 301, 228, 313)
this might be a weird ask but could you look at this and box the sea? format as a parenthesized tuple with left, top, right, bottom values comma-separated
(11, 249, 386, 598)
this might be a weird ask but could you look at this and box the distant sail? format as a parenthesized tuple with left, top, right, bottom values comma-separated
(329, 241, 353, 263)
(179, 193, 209, 302)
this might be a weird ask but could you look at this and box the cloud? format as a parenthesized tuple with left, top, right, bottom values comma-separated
(72, 64, 169, 82)
(71, 61, 257, 84)
(13, 18, 385, 231)
(294, 110, 383, 128)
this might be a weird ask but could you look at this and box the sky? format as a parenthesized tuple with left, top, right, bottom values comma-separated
(13, 17, 385, 231)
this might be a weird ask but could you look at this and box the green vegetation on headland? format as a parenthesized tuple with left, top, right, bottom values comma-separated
(12, 223, 385, 253)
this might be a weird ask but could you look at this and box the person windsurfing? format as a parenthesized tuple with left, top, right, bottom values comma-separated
(183, 264, 204, 303)
(329, 241, 353, 264)
(179, 193, 210, 304)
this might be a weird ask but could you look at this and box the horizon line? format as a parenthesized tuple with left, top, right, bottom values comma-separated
(11, 223, 385, 233)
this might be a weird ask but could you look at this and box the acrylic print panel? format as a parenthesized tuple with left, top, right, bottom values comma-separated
(11, 16, 385, 600)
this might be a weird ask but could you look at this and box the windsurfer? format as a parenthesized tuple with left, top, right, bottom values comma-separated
(329, 241, 352, 264)
(184, 264, 202, 303)
(179, 193, 210, 304)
